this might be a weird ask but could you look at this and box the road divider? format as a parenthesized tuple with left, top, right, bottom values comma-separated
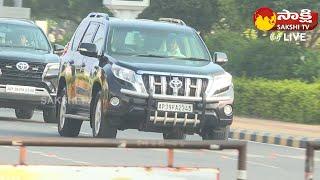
(230, 129, 319, 148)
(0, 137, 247, 180)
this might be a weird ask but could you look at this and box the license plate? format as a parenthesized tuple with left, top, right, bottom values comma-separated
(157, 102, 193, 113)
(5, 85, 36, 95)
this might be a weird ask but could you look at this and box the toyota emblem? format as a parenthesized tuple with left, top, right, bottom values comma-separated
(16, 62, 29, 71)
(169, 78, 183, 90)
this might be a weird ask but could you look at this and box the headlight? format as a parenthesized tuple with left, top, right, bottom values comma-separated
(206, 72, 232, 96)
(111, 64, 147, 93)
(43, 63, 60, 79)
(213, 72, 232, 91)
(111, 64, 136, 84)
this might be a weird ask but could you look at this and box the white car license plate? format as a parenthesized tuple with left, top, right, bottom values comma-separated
(157, 102, 193, 113)
(5, 85, 36, 95)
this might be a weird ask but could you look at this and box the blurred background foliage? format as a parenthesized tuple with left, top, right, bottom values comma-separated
(21, 0, 320, 123)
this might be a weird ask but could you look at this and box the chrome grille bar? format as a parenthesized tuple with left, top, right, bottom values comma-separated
(149, 75, 155, 94)
(150, 113, 201, 127)
(161, 76, 167, 95)
(195, 79, 202, 97)
(185, 78, 191, 96)
(145, 74, 206, 98)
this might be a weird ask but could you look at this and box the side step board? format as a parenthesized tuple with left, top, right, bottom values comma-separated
(63, 114, 90, 121)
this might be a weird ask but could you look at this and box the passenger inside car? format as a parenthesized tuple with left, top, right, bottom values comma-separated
(166, 37, 185, 58)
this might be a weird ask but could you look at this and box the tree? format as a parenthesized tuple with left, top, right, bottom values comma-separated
(138, 0, 218, 34)
(23, 0, 112, 24)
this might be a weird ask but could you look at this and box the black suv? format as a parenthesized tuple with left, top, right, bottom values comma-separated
(57, 13, 234, 140)
(0, 18, 63, 123)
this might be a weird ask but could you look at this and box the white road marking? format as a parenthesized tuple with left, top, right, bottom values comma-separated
(0, 146, 91, 165)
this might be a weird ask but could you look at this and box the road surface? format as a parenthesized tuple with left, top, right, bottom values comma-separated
(0, 108, 319, 180)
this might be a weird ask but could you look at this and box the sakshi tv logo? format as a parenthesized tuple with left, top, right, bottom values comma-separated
(253, 7, 318, 42)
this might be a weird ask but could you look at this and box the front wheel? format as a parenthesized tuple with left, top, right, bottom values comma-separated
(202, 126, 230, 140)
(15, 108, 34, 119)
(92, 91, 117, 138)
(57, 88, 82, 137)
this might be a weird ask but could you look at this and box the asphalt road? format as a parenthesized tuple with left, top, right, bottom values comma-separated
(0, 108, 319, 180)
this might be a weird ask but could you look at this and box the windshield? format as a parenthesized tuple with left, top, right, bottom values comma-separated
(107, 25, 211, 61)
(0, 23, 50, 52)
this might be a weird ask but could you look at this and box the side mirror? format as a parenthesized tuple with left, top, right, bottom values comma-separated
(53, 44, 65, 55)
(78, 43, 97, 58)
(213, 52, 228, 65)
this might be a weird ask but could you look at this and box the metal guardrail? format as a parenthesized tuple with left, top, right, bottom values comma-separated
(0, 137, 247, 180)
(305, 141, 320, 180)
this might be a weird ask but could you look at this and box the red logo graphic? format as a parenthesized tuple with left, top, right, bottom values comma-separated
(253, 7, 318, 31)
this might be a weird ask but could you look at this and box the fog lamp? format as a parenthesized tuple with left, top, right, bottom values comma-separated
(224, 105, 233, 116)
(110, 97, 120, 106)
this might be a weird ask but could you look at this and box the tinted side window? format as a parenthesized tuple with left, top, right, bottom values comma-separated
(81, 23, 99, 44)
(93, 25, 105, 53)
(71, 21, 89, 51)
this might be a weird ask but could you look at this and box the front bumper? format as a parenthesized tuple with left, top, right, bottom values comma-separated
(106, 74, 234, 132)
(0, 84, 56, 109)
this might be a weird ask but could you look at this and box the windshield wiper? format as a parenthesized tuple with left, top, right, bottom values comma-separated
(134, 54, 168, 58)
(173, 57, 210, 61)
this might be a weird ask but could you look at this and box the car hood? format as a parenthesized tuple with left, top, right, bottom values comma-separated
(0, 49, 59, 64)
(111, 55, 225, 76)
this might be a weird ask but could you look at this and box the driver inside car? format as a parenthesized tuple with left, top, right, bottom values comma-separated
(166, 36, 185, 58)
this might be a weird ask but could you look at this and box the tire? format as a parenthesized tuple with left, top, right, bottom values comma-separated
(57, 87, 82, 137)
(43, 108, 57, 123)
(202, 126, 230, 140)
(163, 129, 186, 140)
(92, 91, 117, 138)
(15, 108, 34, 119)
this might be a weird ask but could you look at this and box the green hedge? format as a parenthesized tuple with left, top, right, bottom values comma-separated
(205, 31, 320, 82)
(234, 78, 320, 124)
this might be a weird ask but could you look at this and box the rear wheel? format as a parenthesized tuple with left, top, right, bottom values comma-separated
(163, 129, 186, 140)
(92, 91, 117, 138)
(57, 88, 82, 137)
(15, 108, 34, 119)
(202, 126, 230, 140)
(43, 108, 57, 123)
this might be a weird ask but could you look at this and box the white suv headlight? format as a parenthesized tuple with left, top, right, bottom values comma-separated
(206, 72, 232, 96)
(43, 63, 60, 79)
(111, 64, 146, 93)
(213, 72, 232, 91)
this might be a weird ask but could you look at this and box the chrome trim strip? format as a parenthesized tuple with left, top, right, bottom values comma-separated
(137, 70, 213, 79)
(120, 89, 232, 102)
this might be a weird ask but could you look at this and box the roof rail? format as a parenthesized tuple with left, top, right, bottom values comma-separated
(159, 18, 186, 26)
(87, 12, 109, 20)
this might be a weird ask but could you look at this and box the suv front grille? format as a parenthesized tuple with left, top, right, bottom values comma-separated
(143, 74, 208, 97)
(0, 61, 46, 80)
